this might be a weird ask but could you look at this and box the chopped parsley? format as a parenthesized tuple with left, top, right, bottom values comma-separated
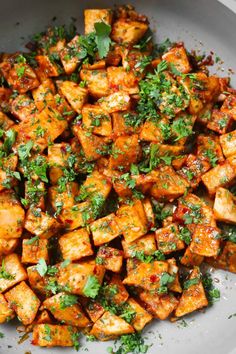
(202, 273, 220, 305)
(83, 275, 101, 298)
(59, 294, 78, 309)
(183, 277, 200, 290)
(158, 272, 175, 294)
(0, 260, 15, 280)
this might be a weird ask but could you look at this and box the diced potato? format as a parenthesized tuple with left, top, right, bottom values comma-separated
(0, 154, 18, 192)
(109, 134, 140, 171)
(0, 238, 19, 256)
(111, 19, 148, 44)
(213, 187, 236, 223)
(162, 45, 191, 74)
(35, 310, 52, 324)
(98, 91, 130, 113)
(150, 166, 189, 201)
(201, 159, 236, 196)
(4, 62, 39, 93)
(59, 201, 94, 230)
(190, 225, 220, 257)
(140, 291, 178, 320)
(143, 199, 155, 229)
(167, 258, 182, 293)
(84, 9, 113, 34)
(36, 55, 61, 77)
(206, 241, 236, 273)
(24, 180, 45, 210)
(90, 213, 121, 246)
(14, 106, 68, 152)
(197, 134, 224, 164)
(155, 223, 185, 254)
(82, 104, 112, 137)
(48, 143, 71, 184)
(57, 261, 105, 295)
(116, 199, 148, 243)
(90, 311, 134, 341)
(10, 94, 37, 121)
(122, 234, 156, 258)
(108, 275, 129, 304)
(80, 69, 110, 98)
(54, 93, 75, 121)
(81, 170, 112, 199)
(112, 111, 138, 137)
(180, 247, 204, 267)
(0, 254, 27, 293)
(0, 191, 25, 238)
(139, 119, 166, 142)
(43, 292, 90, 327)
(97, 246, 123, 273)
(32, 79, 56, 111)
(84, 300, 105, 323)
(107, 67, 139, 94)
(60, 35, 82, 74)
(59, 228, 93, 261)
(0, 111, 14, 130)
(171, 113, 196, 145)
(73, 125, 110, 161)
(207, 109, 232, 134)
(221, 94, 236, 120)
(0, 294, 14, 323)
(127, 298, 152, 331)
(220, 130, 236, 157)
(27, 265, 47, 295)
(24, 209, 60, 239)
(22, 239, 49, 264)
(123, 261, 169, 291)
(58, 81, 88, 113)
(175, 267, 208, 317)
(48, 182, 79, 212)
(5, 281, 40, 325)
(32, 324, 78, 347)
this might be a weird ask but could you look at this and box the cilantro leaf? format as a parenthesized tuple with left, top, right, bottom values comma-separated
(0, 260, 15, 280)
(18, 141, 34, 161)
(83, 275, 101, 298)
(94, 22, 111, 59)
(36, 258, 48, 277)
(3, 129, 17, 154)
(59, 294, 78, 309)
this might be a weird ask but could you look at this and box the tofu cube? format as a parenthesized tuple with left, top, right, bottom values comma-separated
(0, 254, 27, 293)
(59, 201, 94, 230)
(48, 143, 71, 184)
(5, 281, 40, 325)
(207, 109, 232, 134)
(0, 191, 24, 238)
(90, 311, 134, 341)
(207, 241, 236, 273)
(112, 111, 138, 137)
(97, 246, 123, 273)
(22, 239, 49, 264)
(107, 66, 139, 94)
(116, 199, 148, 243)
(5, 62, 39, 93)
(81, 170, 112, 200)
(32, 324, 78, 347)
(59, 228, 93, 261)
(155, 223, 185, 254)
(175, 267, 208, 317)
(60, 35, 82, 74)
(221, 94, 236, 120)
(190, 225, 220, 257)
(43, 292, 90, 327)
(90, 213, 121, 246)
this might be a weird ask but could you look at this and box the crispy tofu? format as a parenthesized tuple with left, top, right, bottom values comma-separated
(43, 292, 90, 327)
(24, 209, 60, 239)
(0, 254, 27, 293)
(73, 125, 110, 161)
(0, 238, 19, 256)
(0, 191, 25, 238)
(213, 187, 236, 223)
(57, 261, 105, 295)
(80, 69, 110, 98)
(22, 239, 49, 264)
(220, 129, 236, 158)
(155, 223, 185, 254)
(175, 267, 208, 317)
(98, 91, 130, 113)
(0, 294, 14, 323)
(90, 213, 121, 246)
(58, 81, 88, 113)
(127, 298, 152, 331)
(111, 19, 148, 44)
(82, 104, 112, 137)
(122, 233, 157, 258)
(201, 159, 236, 196)
(5, 281, 40, 325)
(140, 291, 178, 320)
(123, 260, 169, 291)
(59, 228, 93, 261)
(84, 9, 113, 34)
(162, 45, 191, 74)
(97, 246, 123, 273)
(116, 199, 148, 243)
(190, 225, 220, 257)
(109, 134, 140, 171)
(150, 166, 189, 201)
(32, 324, 77, 347)
(90, 311, 134, 341)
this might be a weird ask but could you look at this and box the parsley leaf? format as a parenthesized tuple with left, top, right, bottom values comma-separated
(18, 141, 34, 161)
(158, 272, 175, 294)
(59, 294, 78, 309)
(183, 277, 200, 290)
(94, 22, 112, 59)
(3, 129, 17, 154)
(202, 273, 220, 305)
(0, 259, 15, 280)
(113, 333, 150, 354)
(83, 275, 101, 298)
(36, 258, 48, 277)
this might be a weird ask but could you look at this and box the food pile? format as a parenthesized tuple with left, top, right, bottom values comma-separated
(0, 4, 235, 352)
